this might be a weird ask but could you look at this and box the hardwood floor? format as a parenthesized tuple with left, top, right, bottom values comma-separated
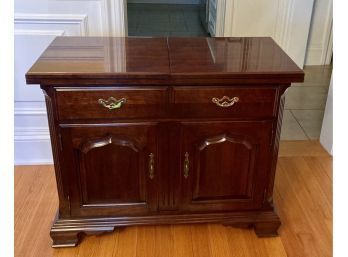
(14, 141, 332, 257)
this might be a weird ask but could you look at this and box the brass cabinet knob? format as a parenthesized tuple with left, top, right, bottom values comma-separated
(149, 153, 155, 179)
(184, 152, 189, 179)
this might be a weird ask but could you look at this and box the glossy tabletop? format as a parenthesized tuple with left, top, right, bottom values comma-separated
(26, 37, 304, 84)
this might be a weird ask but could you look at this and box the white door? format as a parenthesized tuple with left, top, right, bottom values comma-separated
(219, 0, 315, 68)
(14, 0, 127, 164)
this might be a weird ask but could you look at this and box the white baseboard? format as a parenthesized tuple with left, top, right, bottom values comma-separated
(305, 45, 330, 65)
(14, 127, 53, 165)
(15, 159, 53, 166)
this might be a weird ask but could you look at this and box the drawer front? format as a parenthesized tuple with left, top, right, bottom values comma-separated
(172, 86, 277, 119)
(56, 87, 168, 120)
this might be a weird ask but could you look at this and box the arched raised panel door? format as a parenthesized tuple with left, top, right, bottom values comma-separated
(180, 121, 273, 212)
(60, 124, 158, 217)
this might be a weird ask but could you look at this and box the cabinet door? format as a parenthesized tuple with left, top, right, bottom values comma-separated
(60, 123, 158, 217)
(180, 121, 272, 212)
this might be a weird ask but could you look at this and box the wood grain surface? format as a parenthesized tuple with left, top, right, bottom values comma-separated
(14, 141, 332, 257)
(25, 37, 304, 85)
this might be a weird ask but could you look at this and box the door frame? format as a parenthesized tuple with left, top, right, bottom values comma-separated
(110, 0, 128, 36)
(215, 0, 227, 36)
(324, 22, 333, 65)
(120, 0, 226, 37)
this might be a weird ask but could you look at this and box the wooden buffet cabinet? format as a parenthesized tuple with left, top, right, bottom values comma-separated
(26, 37, 304, 247)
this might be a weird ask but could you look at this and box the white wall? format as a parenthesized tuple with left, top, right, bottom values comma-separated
(320, 76, 333, 155)
(305, 0, 333, 65)
(127, 0, 200, 4)
(223, 0, 315, 68)
(14, 0, 127, 165)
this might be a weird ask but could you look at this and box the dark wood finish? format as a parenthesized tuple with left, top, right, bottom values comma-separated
(26, 37, 170, 82)
(56, 87, 168, 120)
(60, 124, 158, 217)
(26, 37, 303, 85)
(172, 86, 278, 119)
(26, 36, 304, 247)
(168, 38, 302, 75)
(50, 211, 280, 247)
(179, 121, 273, 212)
(42, 88, 70, 217)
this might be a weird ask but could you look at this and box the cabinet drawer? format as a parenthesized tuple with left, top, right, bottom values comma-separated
(56, 87, 168, 120)
(172, 86, 277, 119)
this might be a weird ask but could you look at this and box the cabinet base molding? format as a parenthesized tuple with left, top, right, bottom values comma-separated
(51, 231, 81, 248)
(50, 210, 281, 247)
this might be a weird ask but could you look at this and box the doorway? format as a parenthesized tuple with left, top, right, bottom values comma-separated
(127, 0, 210, 37)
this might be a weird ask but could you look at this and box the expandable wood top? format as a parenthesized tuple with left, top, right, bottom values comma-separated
(26, 37, 304, 85)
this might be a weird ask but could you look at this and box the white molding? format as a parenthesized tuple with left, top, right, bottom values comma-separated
(214, 0, 226, 37)
(15, 160, 53, 166)
(322, 0, 333, 65)
(274, 0, 296, 52)
(123, 0, 128, 36)
(305, 0, 332, 65)
(14, 107, 47, 116)
(14, 127, 50, 141)
(14, 125, 53, 165)
(14, 29, 65, 36)
(324, 23, 333, 64)
(105, 0, 127, 37)
(222, 0, 234, 36)
(98, 0, 111, 36)
(305, 44, 326, 65)
(14, 13, 88, 36)
(14, 136, 53, 165)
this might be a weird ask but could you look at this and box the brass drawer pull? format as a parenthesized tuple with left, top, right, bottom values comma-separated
(184, 152, 189, 179)
(98, 97, 126, 110)
(149, 153, 155, 179)
(212, 96, 239, 107)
